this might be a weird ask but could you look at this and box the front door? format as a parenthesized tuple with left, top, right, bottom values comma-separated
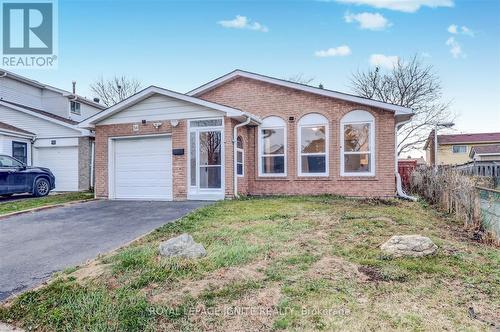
(188, 119, 224, 200)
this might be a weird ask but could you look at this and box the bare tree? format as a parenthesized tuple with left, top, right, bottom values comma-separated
(90, 76, 143, 107)
(287, 73, 315, 85)
(350, 55, 454, 155)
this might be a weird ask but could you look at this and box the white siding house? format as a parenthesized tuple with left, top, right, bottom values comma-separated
(0, 70, 105, 191)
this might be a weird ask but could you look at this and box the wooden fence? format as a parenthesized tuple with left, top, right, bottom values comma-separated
(411, 167, 499, 245)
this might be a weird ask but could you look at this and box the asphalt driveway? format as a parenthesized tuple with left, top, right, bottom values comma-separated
(0, 200, 210, 302)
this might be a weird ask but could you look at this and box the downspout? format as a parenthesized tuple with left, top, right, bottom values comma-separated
(395, 118, 417, 201)
(233, 116, 251, 198)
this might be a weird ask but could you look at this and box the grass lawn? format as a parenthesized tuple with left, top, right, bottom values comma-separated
(0, 192, 94, 216)
(1, 196, 498, 331)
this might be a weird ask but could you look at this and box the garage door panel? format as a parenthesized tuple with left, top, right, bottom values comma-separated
(113, 136, 172, 201)
(34, 147, 79, 192)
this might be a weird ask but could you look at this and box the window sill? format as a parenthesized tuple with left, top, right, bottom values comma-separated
(255, 177, 290, 181)
(338, 176, 378, 181)
(295, 176, 331, 181)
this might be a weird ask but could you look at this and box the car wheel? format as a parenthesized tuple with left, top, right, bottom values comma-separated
(34, 178, 50, 197)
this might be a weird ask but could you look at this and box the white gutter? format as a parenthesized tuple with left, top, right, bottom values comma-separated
(395, 119, 417, 201)
(233, 116, 251, 198)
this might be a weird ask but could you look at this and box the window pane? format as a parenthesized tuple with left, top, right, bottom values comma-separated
(262, 128, 285, 154)
(199, 166, 222, 188)
(199, 131, 222, 166)
(237, 163, 243, 175)
(262, 156, 285, 174)
(344, 154, 371, 173)
(237, 150, 243, 163)
(0, 156, 22, 167)
(190, 132, 196, 186)
(191, 119, 222, 127)
(452, 145, 466, 153)
(301, 126, 325, 153)
(237, 136, 243, 149)
(301, 155, 326, 173)
(344, 123, 370, 152)
(12, 142, 27, 164)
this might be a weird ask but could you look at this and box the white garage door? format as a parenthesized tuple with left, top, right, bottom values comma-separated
(34, 146, 79, 191)
(112, 136, 172, 200)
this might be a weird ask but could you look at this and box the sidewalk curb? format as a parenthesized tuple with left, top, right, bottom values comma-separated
(0, 198, 97, 221)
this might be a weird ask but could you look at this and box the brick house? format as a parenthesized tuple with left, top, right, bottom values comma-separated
(80, 70, 413, 201)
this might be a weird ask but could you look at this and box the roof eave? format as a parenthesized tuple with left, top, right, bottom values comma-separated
(187, 70, 414, 115)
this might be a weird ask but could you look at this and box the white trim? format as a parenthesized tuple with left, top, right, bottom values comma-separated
(108, 133, 173, 200)
(258, 116, 287, 177)
(340, 110, 376, 177)
(79, 86, 260, 128)
(187, 117, 225, 200)
(0, 129, 35, 139)
(297, 119, 330, 177)
(187, 70, 413, 115)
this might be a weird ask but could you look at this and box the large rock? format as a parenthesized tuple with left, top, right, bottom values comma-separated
(159, 233, 206, 259)
(381, 235, 437, 258)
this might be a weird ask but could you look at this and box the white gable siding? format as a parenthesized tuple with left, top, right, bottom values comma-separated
(99, 94, 224, 125)
(41, 89, 69, 118)
(0, 105, 80, 137)
(0, 134, 32, 164)
(0, 77, 43, 109)
(69, 102, 103, 122)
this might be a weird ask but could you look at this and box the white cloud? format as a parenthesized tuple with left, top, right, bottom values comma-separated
(369, 54, 399, 69)
(334, 0, 454, 13)
(217, 15, 268, 32)
(315, 45, 352, 57)
(447, 24, 458, 34)
(446, 37, 464, 58)
(421, 52, 431, 58)
(344, 12, 391, 30)
(461, 26, 474, 37)
(448, 24, 474, 37)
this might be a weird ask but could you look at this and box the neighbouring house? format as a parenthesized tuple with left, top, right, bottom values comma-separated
(80, 70, 413, 201)
(0, 69, 105, 191)
(470, 145, 500, 162)
(424, 132, 500, 166)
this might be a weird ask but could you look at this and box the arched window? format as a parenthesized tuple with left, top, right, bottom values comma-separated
(340, 110, 375, 176)
(236, 136, 244, 176)
(258, 116, 286, 176)
(298, 113, 328, 176)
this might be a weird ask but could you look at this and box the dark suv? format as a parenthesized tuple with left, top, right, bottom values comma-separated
(0, 155, 55, 197)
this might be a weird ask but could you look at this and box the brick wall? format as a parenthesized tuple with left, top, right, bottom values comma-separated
(77, 136, 92, 191)
(94, 120, 188, 199)
(199, 77, 397, 197)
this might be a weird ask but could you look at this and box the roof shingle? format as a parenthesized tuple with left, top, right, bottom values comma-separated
(0, 122, 35, 136)
(438, 132, 500, 144)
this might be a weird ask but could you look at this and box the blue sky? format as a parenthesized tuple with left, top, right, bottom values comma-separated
(10, 0, 500, 139)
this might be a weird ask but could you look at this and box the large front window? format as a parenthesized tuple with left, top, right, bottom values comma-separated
(298, 113, 328, 176)
(259, 116, 286, 176)
(341, 111, 375, 176)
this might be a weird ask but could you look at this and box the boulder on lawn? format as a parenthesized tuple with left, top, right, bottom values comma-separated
(381, 235, 437, 258)
(159, 233, 206, 259)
